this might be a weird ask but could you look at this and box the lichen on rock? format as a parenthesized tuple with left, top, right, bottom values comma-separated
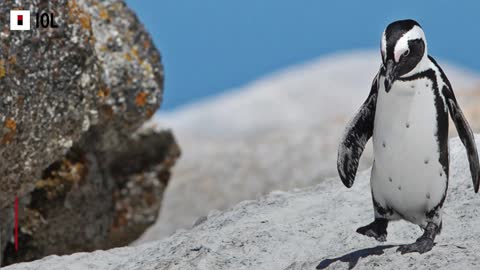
(0, 0, 101, 209)
(3, 129, 179, 265)
(0, 0, 172, 266)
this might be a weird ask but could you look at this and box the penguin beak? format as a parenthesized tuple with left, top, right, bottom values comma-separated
(384, 60, 397, 93)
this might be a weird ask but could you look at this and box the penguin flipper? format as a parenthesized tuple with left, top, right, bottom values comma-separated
(337, 76, 378, 188)
(443, 86, 480, 193)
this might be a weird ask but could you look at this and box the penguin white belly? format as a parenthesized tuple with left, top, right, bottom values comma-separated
(372, 77, 447, 225)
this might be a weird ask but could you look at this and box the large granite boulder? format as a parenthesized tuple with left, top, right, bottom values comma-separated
(0, 0, 163, 207)
(0, 0, 173, 265)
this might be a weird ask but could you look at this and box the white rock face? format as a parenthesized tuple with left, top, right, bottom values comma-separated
(139, 51, 480, 241)
(7, 137, 480, 270)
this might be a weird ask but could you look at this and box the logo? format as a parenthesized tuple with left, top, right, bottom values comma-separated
(9, 10, 59, 31)
(35, 12, 59, 28)
(10, 10, 30, 30)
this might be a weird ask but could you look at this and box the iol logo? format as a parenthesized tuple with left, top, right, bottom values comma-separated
(10, 10, 59, 31)
(10, 10, 30, 30)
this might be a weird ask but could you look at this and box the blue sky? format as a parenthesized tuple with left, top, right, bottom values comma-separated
(125, 1, 480, 110)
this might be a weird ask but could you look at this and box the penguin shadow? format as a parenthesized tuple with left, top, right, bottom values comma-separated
(316, 244, 397, 270)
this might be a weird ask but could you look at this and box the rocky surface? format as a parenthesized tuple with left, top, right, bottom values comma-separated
(3, 129, 180, 265)
(139, 51, 480, 242)
(6, 137, 480, 270)
(0, 0, 162, 207)
(0, 0, 170, 265)
(0, 0, 100, 209)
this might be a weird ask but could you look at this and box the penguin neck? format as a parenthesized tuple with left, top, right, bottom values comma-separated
(399, 52, 430, 78)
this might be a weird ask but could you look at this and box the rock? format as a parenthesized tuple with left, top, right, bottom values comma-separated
(75, 0, 164, 154)
(0, 0, 100, 208)
(3, 129, 180, 265)
(0, 0, 168, 265)
(6, 136, 480, 270)
(0, 0, 162, 206)
(140, 52, 480, 241)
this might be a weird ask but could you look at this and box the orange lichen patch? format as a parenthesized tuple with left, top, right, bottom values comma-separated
(5, 118, 16, 130)
(135, 92, 149, 107)
(97, 86, 110, 98)
(99, 7, 109, 20)
(79, 16, 91, 31)
(35, 158, 86, 200)
(0, 59, 5, 78)
(124, 52, 132, 62)
(68, 0, 95, 46)
(3, 127, 15, 142)
(56, 160, 86, 183)
(131, 48, 139, 58)
(1, 118, 17, 144)
(130, 47, 143, 64)
(68, 0, 92, 32)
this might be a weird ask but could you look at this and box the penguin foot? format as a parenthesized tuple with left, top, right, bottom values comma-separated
(356, 219, 388, 242)
(397, 222, 439, 254)
(397, 238, 434, 254)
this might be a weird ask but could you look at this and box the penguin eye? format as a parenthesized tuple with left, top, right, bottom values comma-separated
(403, 49, 410, 57)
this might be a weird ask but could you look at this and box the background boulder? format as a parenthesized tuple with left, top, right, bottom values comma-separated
(139, 52, 480, 242)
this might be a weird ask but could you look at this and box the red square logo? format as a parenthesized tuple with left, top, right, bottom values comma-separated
(10, 10, 30, 30)
(17, 15, 23, 25)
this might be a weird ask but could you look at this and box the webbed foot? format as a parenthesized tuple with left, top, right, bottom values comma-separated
(356, 218, 388, 242)
(397, 222, 439, 254)
(397, 238, 434, 254)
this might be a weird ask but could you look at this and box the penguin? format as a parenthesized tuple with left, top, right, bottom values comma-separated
(337, 19, 480, 254)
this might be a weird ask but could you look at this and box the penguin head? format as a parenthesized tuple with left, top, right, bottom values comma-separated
(381, 19, 427, 92)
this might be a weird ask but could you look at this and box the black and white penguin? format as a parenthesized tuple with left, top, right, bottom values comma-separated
(337, 19, 480, 254)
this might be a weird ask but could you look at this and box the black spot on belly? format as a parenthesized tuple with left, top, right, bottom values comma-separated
(389, 177, 392, 182)
(411, 85, 415, 88)
(424, 159, 429, 164)
(426, 83, 430, 87)
(398, 186, 402, 191)
(382, 141, 386, 148)
(406, 123, 410, 128)
(426, 193, 431, 199)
